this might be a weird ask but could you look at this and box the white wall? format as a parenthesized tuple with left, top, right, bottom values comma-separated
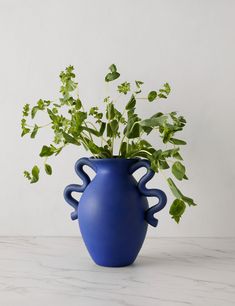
(0, 0, 234, 237)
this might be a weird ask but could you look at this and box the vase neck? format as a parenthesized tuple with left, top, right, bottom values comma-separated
(89, 158, 140, 174)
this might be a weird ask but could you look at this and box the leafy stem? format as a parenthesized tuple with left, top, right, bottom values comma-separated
(21, 64, 196, 223)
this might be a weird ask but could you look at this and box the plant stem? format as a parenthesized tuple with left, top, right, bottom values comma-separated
(127, 149, 152, 158)
(39, 123, 52, 128)
(81, 106, 93, 141)
(111, 136, 114, 156)
(80, 134, 94, 155)
(43, 157, 48, 167)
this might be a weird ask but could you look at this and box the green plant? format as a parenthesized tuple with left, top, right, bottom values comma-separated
(21, 64, 196, 223)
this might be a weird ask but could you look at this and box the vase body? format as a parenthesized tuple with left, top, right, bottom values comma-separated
(64, 158, 167, 267)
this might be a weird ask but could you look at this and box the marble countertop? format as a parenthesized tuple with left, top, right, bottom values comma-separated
(0, 237, 234, 306)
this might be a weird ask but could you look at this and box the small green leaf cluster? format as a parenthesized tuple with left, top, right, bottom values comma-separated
(24, 166, 39, 184)
(21, 64, 196, 223)
(147, 83, 170, 102)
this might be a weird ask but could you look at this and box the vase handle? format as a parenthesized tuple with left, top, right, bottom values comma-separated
(130, 159, 167, 227)
(64, 157, 96, 221)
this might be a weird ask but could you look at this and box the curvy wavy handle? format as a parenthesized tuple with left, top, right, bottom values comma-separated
(130, 159, 167, 227)
(64, 157, 96, 221)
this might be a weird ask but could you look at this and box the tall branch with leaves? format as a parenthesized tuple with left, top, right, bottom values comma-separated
(21, 64, 196, 223)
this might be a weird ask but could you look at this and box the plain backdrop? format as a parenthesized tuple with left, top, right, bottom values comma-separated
(0, 0, 234, 237)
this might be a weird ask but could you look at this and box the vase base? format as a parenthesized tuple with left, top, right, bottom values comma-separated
(91, 256, 137, 268)
(92, 258, 136, 268)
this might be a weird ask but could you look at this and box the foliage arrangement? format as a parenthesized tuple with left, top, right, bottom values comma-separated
(21, 64, 196, 222)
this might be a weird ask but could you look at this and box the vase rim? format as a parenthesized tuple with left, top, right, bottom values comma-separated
(88, 156, 141, 162)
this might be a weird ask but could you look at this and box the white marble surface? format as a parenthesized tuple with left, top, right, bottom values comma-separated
(0, 237, 234, 306)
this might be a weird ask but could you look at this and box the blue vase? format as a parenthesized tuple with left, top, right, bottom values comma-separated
(64, 157, 167, 267)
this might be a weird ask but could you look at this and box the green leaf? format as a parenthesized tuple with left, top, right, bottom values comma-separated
(158, 93, 167, 99)
(81, 126, 100, 137)
(59, 66, 77, 103)
(140, 115, 167, 127)
(44, 164, 52, 175)
(150, 159, 159, 173)
(148, 91, 157, 102)
(83, 137, 101, 154)
(172, 161, 186, 181)
(161, 148, 173, 157)
(161, 148, 183, 161)
(39, 145, 55, 157)
(167, 178, 196, 207)
(62, 132, 80, 145)
(105, 72, 120, 82)
(162, 128, 173, 143)
(159, 160, 170, 170)
(21, 127, 30, 137)
(23, 104, 30, 116)
(167, 178, 183, 199)
(135, 80, 144, 93)
(139, 139, 152, 148)
(99, 122, 106, 136)
(31, 165, 39, 183)
(74, 99, 82, 110)
(73, 111, 87, 126)
(173, 151, 183, 160)
(114, 108, 125, 123)
(106, 120, 118, 137)
(44, 100, 51, 107)
(120, 142, 127, 156)
(125, 121, 140, 139)
(182, 195, 196, 206)
(103, 96, 110, 103)
(118, 82, 130, 94)
(152, 149, 162, 163)
(110, 119, 119, 134)
(141, 126, 153, 135)
(54, 146, 63, 156)
(135, 80, 144, 87)
(106, 103, 115, 120)
(31, 106, 38, 119)
(21, 118, 30, 136)
(89, 106, 98, 115)
(125, 95, 136, 110)
(21, 118, 26, 127)
(37, 99, 45, 110)
(107, 122, 113, 137)
(169, 138, 187, 145)
(150, 112, 164, 119)
(52, 107, 58, 114)
(169, 199, 186, 223)
(109, 64, 117, 73)
(30, 124, 39, 139)
(24, 170, 31, 181)
(164, 83, 171, 95)
(47, 108, 57, 121)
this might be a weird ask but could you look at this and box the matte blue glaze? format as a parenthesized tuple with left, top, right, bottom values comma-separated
(64, 157, 167, 267)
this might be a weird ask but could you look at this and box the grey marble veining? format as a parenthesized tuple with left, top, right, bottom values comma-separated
(0, 237, 234, 306)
